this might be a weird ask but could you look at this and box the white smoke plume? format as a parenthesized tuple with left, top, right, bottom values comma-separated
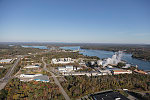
(103, 51, 123, 67)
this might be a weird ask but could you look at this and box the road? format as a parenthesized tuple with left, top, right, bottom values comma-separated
(42, 57, 71, 100)
(0, 56, 21, 90)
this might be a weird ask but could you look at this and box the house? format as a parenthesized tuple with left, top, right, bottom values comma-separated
(34, 75, 49, 82)
(111, 70, 132, 75)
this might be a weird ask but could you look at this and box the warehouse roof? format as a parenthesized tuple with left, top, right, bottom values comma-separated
(34, 75, 49, 82)
(0, 59, 12, 63)
(91, 91, 129, 100)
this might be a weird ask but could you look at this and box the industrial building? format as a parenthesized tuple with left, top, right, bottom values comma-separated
(0, 66, 4, 68)
(52, 57, 74, 64)
(24, 65, 40, 69)
(62, 71, 102, 76)
(58, 65, 80, 72)
(20, 74, 42, 78)
(91, 91, 129, 100)
(99, 69, 112, 75)
(111, 70, 132, 75)
(0, 59, 13, 64)
(33, 75, 49, 82)
(97, 60, 103, 66)
(19, 74, 49, 82)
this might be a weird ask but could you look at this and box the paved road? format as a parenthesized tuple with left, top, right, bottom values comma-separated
(42, 57, 71, 100)
(0, 56, 21, 90)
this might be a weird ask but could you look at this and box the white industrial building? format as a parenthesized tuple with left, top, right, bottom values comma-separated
(62, 71, 102, 76)
(52, 57, 74, 64)
(58, 65, 80, 73)
(24, 65, 40, 69)
(20, 74, 42, 78)
(91, 61, 95, 65)
(97, 60, 103, 66)
(0, 59, 13, 64)
(107, 65, 113, 68)
(99, 69, 112, 75)
(0, 66, 4, 68)
(34, 75, 50, 82)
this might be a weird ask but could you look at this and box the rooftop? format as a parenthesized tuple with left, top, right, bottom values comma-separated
(113, 70, 131, 72)
(134, 69, 147, 74)
(91, 91, 129, 100)
(34, 75, 49, 82)
(0, 59, 12, 63)
(24, 65, 40, 68)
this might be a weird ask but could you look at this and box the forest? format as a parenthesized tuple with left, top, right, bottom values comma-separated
(61, 74, 150, 99)
(0, 44, 44, 57)
(0, 78, 65, 100)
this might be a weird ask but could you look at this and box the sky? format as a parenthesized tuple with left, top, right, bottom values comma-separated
(0, 0, 150, 44)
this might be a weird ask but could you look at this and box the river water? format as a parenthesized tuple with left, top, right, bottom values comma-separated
(60, 46, 150, 70)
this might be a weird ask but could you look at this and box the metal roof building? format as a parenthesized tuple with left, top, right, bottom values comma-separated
(34, 75, 49, 82)
(0, 59, 12, 63)
(91, 91, 129, 100)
